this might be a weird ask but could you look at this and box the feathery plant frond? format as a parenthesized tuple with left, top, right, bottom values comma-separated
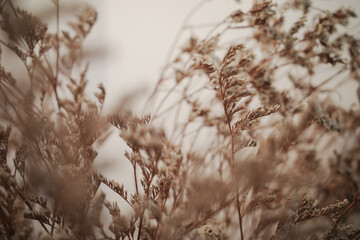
(0, 0, 360, 239)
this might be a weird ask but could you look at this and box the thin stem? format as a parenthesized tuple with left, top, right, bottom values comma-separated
(55, 0, 61, 110)
(154, 221, 161, 240)
(163, 0, 209, 74)
(133, 162, 139, 195)
(184, 22, 225, 29)
(228, 25, 254, 29)
(143, 0, 209, 114)
(50, 202, 57, 235)
(204, 19, 226, 40)
(152, 82, 206, 120)
(55, 0, 59, 82)
(219, 71, 244, 239)
(229, 118, 244, 240)
(137, 213, 144, 240)
(236, 192, 244, 240)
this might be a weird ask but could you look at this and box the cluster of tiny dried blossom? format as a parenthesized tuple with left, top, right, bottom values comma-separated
(148, 0, 360, 239)
(0, 2, 109, 239)
(294, 195, 349, 224)
(1, 0, 360, 240)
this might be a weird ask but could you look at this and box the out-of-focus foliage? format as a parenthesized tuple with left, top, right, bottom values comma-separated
(0, 0, 359, 240)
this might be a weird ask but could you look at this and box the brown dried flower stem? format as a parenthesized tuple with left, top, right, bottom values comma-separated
(220, 75, 244, 240)
(50, 202, 57, 235)
(133, 162, 139, 195)
(137, 213, 144, 240)
(54, 0, 60, 110)
(137, 157, 156, 240)
(236, 191, 244, 240)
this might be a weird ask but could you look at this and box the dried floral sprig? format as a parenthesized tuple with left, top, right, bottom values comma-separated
(1, 0, 360, 239)
(294, 195, 349, 224)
